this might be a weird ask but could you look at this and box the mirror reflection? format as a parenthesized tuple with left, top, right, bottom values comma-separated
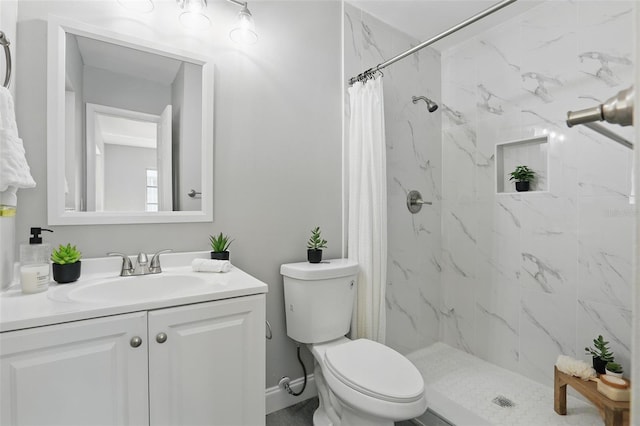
(61, 32, 204, 215)
(85, 104, 172, 212)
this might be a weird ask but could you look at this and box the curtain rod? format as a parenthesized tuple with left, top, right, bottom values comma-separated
(348, 0, 518, 86)
(582, 123, 633, 150)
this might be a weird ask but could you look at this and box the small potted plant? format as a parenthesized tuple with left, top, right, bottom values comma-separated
(307, 226, 327, 263)
(509, 165, 535, 192)
(51, 243, 82, 284)
(210, 232, 233, 260)
(585, 335, 615, 374)
(605, 362, 623, 378)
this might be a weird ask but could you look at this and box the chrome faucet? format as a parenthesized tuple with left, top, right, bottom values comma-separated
(108, 249, 172, 277)
(149, 249, 172, 273)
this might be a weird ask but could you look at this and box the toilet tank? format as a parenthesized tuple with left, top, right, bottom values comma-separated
(281, 259, 359, 344)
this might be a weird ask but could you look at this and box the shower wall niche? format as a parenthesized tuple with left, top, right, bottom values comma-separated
(496, 136, 548, 193)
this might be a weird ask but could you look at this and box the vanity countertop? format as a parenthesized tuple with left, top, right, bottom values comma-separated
(0, 251, 268, 332)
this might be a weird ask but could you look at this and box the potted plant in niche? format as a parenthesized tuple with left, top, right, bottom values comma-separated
(51, 243, 82, 284)
(605, 362, 623, 378)
(509, 165, 536, 192)
(585, 335, 615, 374)
(210, 233, 233, 260)
(307, 226, 327, 264)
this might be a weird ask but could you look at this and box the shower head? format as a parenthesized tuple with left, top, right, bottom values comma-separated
(412, 96, 438, 113)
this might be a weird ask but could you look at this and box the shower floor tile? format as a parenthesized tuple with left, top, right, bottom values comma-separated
(407, 342, 604, 426)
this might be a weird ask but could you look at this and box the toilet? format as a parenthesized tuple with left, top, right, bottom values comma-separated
(281, 259, 427, 426)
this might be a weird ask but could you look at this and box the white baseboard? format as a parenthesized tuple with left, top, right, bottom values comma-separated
(265, 374, 317, 415)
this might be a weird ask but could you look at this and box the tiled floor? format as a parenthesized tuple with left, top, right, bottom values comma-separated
(266, 397, 318, 426)
(266, 397, 415, 425)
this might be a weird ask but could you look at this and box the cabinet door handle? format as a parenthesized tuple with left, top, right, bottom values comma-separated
(130, 336, 143, 348)
(156, 332, 168, 344)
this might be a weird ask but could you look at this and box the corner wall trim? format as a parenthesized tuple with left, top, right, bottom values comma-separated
(265, 374, 317, 415)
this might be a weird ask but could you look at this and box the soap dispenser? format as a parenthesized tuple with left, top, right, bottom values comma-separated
(20, 227, 53, 294)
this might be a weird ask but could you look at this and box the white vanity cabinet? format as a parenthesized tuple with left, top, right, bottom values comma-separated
(149, 294, 265, 426)
(0, 294, 266, 426)
(0, 311, 150, 426)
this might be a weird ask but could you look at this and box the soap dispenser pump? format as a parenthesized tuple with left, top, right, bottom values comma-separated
(20, 227, 53, 294)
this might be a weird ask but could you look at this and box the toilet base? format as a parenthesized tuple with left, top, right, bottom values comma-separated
(339, 405, 395, 426)
(313, 360, 341, 426)
(312, 357, 409, 426)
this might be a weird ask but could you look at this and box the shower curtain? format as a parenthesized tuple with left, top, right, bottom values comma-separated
(347, 76, 387, 343)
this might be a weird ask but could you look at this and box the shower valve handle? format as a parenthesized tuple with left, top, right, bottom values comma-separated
(407, 190, 432, 214)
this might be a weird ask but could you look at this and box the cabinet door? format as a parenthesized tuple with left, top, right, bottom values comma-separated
(0, 312, 149, 426)
(149, 294, 265, 426)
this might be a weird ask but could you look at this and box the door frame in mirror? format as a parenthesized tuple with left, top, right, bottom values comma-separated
(47, 17, 214, 225)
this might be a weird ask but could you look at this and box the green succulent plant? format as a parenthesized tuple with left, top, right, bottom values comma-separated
(51, 243, 82, 265)
(307, 226, 327, 250)
(509, 165, 536, 182)
(605, 362, 623, 374)
(209, 233, 233, 253)
(585, 335, 615, 362)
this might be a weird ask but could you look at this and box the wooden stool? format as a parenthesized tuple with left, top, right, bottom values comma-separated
(554, 366, 630, 426)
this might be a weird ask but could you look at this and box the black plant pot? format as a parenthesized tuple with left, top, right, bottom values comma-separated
(515, 181, 530, 192)
(592, 356, 607, 375)
(52, 261, 81, 284)
(211, 251, 230, 260)
(307, 249, 322, 264)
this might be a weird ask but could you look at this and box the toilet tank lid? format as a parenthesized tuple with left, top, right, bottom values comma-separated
(280, 259, 359, 280)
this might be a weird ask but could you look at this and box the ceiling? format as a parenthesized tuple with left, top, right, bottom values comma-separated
(348, 0, 543, 51)
(74, 34, 183, 85)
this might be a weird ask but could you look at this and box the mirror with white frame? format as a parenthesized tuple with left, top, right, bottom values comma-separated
(47, 18, 214, 225)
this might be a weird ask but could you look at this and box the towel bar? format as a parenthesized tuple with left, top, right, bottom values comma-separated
(0, 31, 11, 88)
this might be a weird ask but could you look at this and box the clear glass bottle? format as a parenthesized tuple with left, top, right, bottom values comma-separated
(19, 227, 53, 294)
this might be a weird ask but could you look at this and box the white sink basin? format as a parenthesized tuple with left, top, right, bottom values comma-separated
(52, 274, 210, 304)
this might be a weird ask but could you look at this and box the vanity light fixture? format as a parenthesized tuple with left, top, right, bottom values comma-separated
(117, 0, 154, 13)
(177, 0, 211, 30)
(227, 0, 258, 45)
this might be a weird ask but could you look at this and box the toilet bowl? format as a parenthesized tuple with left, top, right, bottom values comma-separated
(281, 259, 427, 426)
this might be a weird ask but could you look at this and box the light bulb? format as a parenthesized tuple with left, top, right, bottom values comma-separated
(229, 6, 258, 45)
(178, 0, 210, 30)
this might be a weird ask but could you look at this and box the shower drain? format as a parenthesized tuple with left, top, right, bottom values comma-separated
(492, 395, 516, 408)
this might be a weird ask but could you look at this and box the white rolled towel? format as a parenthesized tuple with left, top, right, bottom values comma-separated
(555, 355, 597, 381)
(191, 258, 231, 273)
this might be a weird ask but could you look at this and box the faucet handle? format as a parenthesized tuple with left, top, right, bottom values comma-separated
(150, 249, 172, 273)
(108, 252, 134, 276)
(137, 252, 149, 266)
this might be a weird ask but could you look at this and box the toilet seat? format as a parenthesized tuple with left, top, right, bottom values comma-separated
(323, 339, 424, 403)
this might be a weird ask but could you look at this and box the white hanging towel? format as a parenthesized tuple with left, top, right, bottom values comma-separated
(0, 86, 36, 206)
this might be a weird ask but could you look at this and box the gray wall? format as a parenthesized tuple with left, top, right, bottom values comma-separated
(103, 144, 155, 211)
(171, 62, 202, 211)
(64, 33, 84, 210)
(14, 0, 342, 389)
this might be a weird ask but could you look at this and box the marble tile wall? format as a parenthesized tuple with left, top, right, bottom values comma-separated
(344, 3, 443, 354)
(440, 0, 635, 385)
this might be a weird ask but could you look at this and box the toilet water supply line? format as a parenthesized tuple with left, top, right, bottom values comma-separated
(280, 345, 308, 396)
